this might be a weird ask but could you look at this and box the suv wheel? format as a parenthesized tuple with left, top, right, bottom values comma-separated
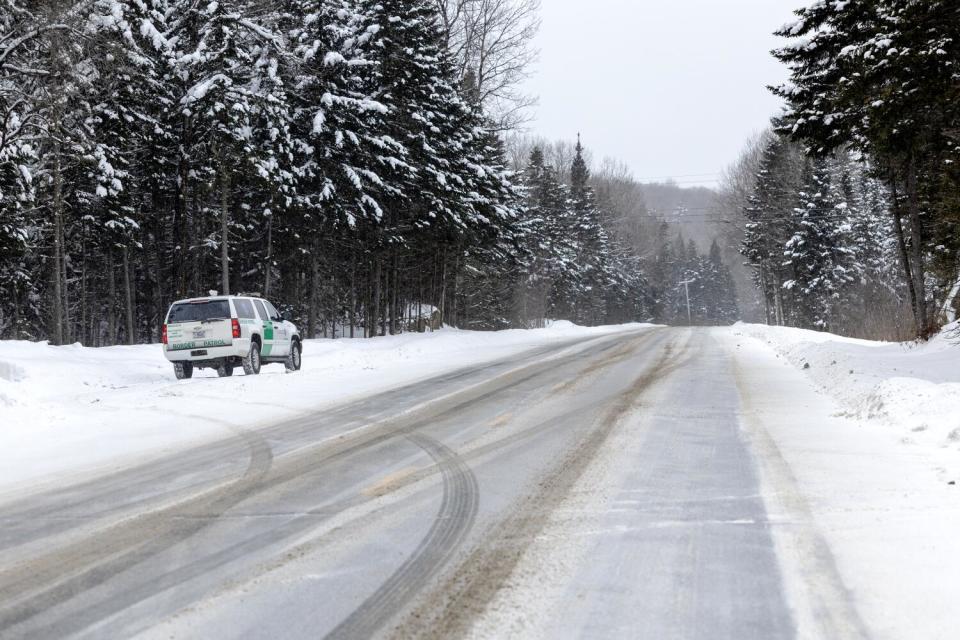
(285, 340, 302, 372)
(217, 361, 234, 377)
(242, 342, 261, 375)
(174, 362, 193, 380)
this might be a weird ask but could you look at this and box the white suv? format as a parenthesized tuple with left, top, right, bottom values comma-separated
(162, 296, 302, 379)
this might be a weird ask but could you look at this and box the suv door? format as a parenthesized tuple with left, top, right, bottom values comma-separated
(253, 299, 278, 358)
(263, 300, 290, 356)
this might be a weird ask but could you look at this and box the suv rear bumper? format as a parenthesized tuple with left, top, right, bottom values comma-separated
(164, 339, 250, 362)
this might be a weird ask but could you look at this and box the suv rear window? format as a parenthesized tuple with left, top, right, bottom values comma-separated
(167, 300, 231, 324)
(234, 299, 256, 319)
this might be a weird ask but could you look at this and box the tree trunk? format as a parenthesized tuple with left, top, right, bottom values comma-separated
(123, 245, 135, 345)
(438, 246, 447, 326)
(904, 161, 928, 333)
(90, 270, 101, 346)
(80, 220, 88, 345)
(189, 175, 201, 296)
(264, 213, 274, 298)
(11, 284, 20, 340)
(758, 265, 771, 325)
(380, 259, 388, 337)
(308, 243, 319, 339)
(390, 249, 399, 335)
(889, 178, 919, 334)
(418, 263, 425, 333)
(176, 119, 191, 299)
(349, 248, 356, 339)
(49, 146, 65, 345)
(451, 245, 461, 328)
(220, 160, 231, 295)
(108, 248, 117, 345)
(152, 228, 165, 342)
(60, 208, 71, 343)
(772, 266, 785, 327)
(371, 257, 381, 338)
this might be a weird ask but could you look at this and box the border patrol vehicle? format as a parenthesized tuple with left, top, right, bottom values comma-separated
(162, 295, 302, 379)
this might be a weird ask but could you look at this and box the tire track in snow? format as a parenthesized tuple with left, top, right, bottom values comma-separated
(392, 332, 694, 639)
(0, 425, 274, 637)
(325, 434, 479, 640)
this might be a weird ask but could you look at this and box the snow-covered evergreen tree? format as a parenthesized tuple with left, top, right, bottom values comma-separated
(286, 0, 402, 229)
(514, 146, 570, 325)
(782, 156, 856, 330)
(567, 136, 611, 324)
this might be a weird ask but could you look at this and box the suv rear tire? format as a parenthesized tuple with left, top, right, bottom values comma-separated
(285, 340, 302, 372)
(242, 342, 261, 375)
(217, 361, 234, 377)
(174, 361, 193, 380)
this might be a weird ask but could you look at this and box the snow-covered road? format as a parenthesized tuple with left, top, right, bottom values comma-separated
(1, 326, 958, 639)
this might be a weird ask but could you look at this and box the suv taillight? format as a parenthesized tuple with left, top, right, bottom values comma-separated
(231, 318, 241, 339)
(161, 324, 168, 345)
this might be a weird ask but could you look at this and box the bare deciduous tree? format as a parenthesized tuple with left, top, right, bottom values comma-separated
(434, 0, 540, 130)
(505, 134, 584, 182)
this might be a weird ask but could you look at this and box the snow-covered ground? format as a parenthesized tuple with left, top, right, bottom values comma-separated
(731, 323, 960, 640)
(0, 322, 647, 496)
(735, 321, 960, 477)
(2, 322, 959, 638)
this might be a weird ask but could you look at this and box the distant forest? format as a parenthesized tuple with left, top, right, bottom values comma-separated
(0, 0, 740, 345)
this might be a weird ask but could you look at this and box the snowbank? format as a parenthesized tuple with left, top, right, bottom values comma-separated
(0, 323, 650, 494)
(734, 322, 960, 455)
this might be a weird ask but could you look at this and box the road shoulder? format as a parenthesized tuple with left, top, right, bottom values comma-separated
(725, 328, 960, 640)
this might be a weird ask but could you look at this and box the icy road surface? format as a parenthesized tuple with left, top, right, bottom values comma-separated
(1, 327, 957, 639)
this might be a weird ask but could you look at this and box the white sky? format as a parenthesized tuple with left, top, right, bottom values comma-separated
(523, 0, 799, 187)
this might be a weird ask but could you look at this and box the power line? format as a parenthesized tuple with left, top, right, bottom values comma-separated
(641, 180, 721, 186)
(631, 172, 720, 181)
(630, 211, 912, 225)
(648, 207, 889, 217)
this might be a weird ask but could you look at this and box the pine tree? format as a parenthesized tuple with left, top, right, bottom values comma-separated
(514, 146, 570, 325)
(286, 0, 403, 228)
(741, 129, 804, 326)
(782, 156, 856, 330)
(358, 0, 471, 233)
(705, 239, 738, 325)
(568, 135, 611, 324)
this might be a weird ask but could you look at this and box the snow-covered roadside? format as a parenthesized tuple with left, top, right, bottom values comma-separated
(0, 323, 650, 496)
(734, 322, 960, 470)
(727, 326, 960, 640)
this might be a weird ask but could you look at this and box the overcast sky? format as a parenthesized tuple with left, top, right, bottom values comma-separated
(523, 0, 800, 187)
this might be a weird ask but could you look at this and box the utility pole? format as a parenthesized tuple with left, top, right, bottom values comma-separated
(680, 279, 694, 325)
